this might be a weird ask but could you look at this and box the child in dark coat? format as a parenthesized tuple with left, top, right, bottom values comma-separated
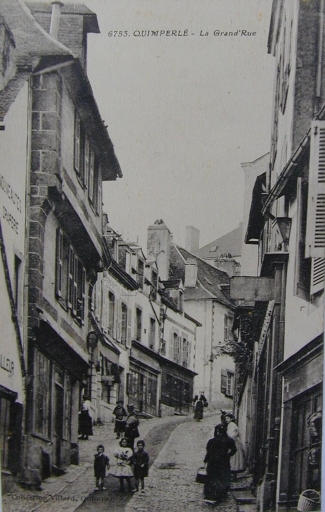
(94, 444, 110, 490)
(132, 440, 149, 493)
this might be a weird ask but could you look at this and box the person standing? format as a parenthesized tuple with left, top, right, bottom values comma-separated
(78, 403, 93, 440)
(94, 444, 110, 491)
(113, 401, 127, 439)
(203, 424, 237, 504)
(110, 438, 134, 492)
(132, 440, 149, 493)
(124, 405, 140, 449)
(225, 413, 246, 475)
(194, 396, 206, 421)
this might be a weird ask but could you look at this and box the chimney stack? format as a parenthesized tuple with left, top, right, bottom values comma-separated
(185, 226, 200, 254)
(50, 1, 64, 39)
(147, 220, 172, 280)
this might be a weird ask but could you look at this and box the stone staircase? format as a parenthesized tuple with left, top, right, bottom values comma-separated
(230, 473, 257, 512)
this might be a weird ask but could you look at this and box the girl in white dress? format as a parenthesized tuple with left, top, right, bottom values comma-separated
(110, 437, 134, 492)
(225, 414, 246, 474)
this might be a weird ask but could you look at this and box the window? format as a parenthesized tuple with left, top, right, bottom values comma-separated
(34, 349, 51, 437)
(173, 333, 181, 364)
(135, 307, 142, 341)
(121, 303, 128, 345)
(221, 369, 234, 397)
(295, 177, 311, 298)
(150, 269, 158, 300)
(108, 292, 115, 335)
(182, 338, 190, 368)
(149, 318, 156, 349)
(74, 112, 81, 175)
(137, 259, 144, 290)
(224, 315, 233, 342)
(55, 228, 86, 323)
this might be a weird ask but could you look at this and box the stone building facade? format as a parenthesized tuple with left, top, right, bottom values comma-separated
(231, 1, 324, 510)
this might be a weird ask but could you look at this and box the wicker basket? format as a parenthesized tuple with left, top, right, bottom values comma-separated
(297, 489, 320, 511)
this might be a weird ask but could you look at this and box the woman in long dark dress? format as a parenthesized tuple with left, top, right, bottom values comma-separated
(194, 397, 205, 421)
(124, 405, 140, 450)
(203, 424, 237, 504)
(78, 404, 93, 440)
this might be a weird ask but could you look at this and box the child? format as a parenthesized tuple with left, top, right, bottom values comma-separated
(132, 440, 149, 493)
(113, 401, 127, 439)
(94, 444, 110, 491)
(111, 437, 134, 492)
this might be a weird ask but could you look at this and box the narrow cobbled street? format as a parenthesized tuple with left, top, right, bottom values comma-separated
(77, 413, 236, 512)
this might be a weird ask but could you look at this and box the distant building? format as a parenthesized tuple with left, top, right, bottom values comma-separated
(197, 225, 242, 277)
(148, 220, 235, 409)
(91, 219, 198, 420)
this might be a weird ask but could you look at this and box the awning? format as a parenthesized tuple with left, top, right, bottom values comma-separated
(245, 172, 266, 244)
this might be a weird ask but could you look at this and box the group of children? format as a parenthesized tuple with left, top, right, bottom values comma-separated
(94, 438, 149, 493)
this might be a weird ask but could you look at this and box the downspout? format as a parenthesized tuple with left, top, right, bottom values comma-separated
(315, 0, 325, 114)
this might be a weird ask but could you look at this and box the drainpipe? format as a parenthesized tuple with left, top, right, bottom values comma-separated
(315, 0, 325, 113)
(49, 1, 64, 40)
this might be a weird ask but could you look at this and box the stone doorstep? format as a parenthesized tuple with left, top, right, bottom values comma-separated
(237, 505, 257, 512)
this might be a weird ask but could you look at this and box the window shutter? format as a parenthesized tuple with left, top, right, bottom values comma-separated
(67, 246, 74, 309)
(72, 255, 78, 316)
(221, 369, 227, 394)
(74, 112, 80, 174)
(84, 137, 90, 189)
(96, 165, 102, 215)
(78, 266, 86, 324)
(126, 307, 132, 348)
(311, 257, 325, 295)
(55, 228, 63, 298)
(88, 149, 94, 202)
(305, 120, 325, 258)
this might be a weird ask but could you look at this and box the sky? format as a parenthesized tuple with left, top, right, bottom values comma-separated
(53, 0, 275, 250)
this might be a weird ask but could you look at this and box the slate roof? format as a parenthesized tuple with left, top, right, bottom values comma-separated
(198, 224, 243, 261)
(1, 0, 72, 67)
(170, 244, 234, 308)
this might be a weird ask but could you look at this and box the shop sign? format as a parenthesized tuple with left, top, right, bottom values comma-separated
(0, 354, 15, 375)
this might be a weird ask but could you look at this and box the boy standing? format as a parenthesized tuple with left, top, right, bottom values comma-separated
(132, 440, 149, 493)
(94, 444, 110, 490)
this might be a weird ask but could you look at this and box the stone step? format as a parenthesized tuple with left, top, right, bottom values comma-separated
(238, 504, 257, 512)
(232, 489, 256, 505)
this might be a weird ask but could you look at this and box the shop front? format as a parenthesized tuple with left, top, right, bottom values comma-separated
(96, 336, 122, 423)
(24, 320, 89, 485)
(159, 356, 195, 416)
(127, 341, 160, 416)
(276, 335, 323, 511)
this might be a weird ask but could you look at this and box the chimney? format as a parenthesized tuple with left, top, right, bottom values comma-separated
(184, 259, 198, 288)
(147, 220, 172, 280)
(185, 226, 200, 254)
(50, 1, 64, 39)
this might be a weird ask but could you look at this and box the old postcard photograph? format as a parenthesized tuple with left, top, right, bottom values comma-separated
(0, 0, 323, 511)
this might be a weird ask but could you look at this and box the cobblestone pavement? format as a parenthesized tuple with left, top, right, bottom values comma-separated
(125, 414, 237, 512)
(2, 414, 192, 512)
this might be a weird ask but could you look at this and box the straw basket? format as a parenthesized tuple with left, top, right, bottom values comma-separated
(297, 489, 320, 511)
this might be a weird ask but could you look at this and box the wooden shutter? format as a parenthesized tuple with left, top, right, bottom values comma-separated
(96, 165, 102, 215)
(74, 112, 80, 174)
(67, 245, 74, 309)
(55, 228, 63, 297)
(221, 369, 227, 394)
(305, 121, 325, 257)
(126, 307, 132, 348)
(77, 264, 86, 324)
(311, 257, 325, 295)
(84, 137, 90, 189)
(88, 149, 94, 202)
